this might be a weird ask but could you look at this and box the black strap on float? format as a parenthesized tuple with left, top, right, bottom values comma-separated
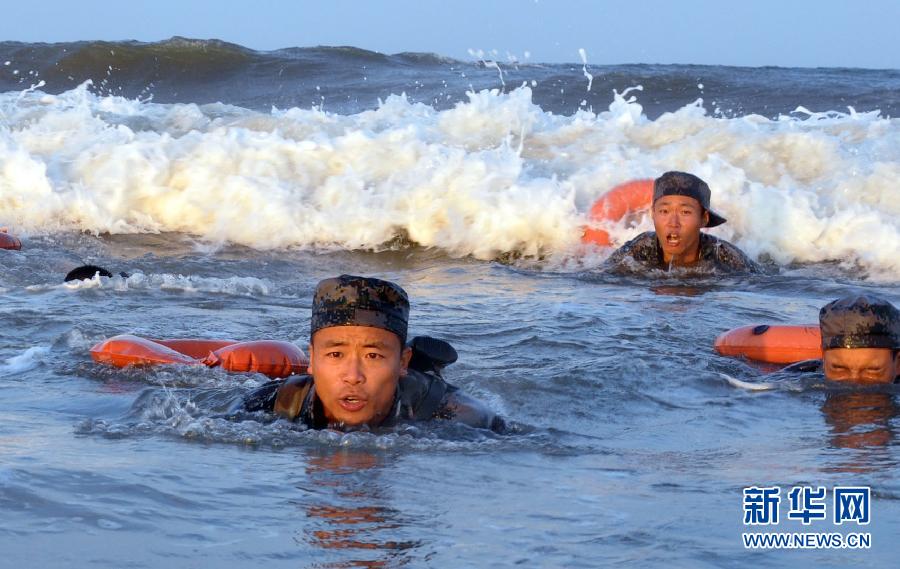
(64, 265, 130, 282)
(395, 369, 449, 421)
(274, 375, 313, 420)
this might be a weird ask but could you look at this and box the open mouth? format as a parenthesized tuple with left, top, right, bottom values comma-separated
(665, 233, 681, 248)
(338, 395, 367, 412)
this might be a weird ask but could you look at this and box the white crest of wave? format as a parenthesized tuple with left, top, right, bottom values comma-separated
(0, 346, 51, 374)
(127, 273, 271, 296)
(34, 270, 269, 296)
(0, 81, 897, 277)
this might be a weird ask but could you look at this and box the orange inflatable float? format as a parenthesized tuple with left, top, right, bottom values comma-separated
(1, 229, 21, 250)
(582, 179, 654, 247)
(714, 325, 823, 364)
(90, 335, 308, 378)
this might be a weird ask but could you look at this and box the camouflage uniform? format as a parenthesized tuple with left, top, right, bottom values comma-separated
(242, 363, 505, 432)
(782, 294, 900, 381)
(242, 275, 505, 432)
(605, 231, 762, 274)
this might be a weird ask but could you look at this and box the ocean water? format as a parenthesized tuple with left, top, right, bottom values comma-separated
(1, 39, 899, 568)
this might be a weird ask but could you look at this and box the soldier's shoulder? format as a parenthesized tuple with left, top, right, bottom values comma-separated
(607, 231, 657, 263)
(702, 233, 762, 273)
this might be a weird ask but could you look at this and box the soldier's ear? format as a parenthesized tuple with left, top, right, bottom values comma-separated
(702, 210, 710, 227)
(399, 346, 412, 376)
(307, 343, 315, 375)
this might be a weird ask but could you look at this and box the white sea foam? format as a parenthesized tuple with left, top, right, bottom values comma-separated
(125, 273, 271, 296)
(31, 271, 270, 296)
(720, 373, 776, 391)
(0, 82, 897, 278)
(0, 346, 51, 374)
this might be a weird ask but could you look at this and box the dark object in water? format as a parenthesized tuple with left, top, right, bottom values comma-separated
(0, 229, 21, 250)
(65, 265, 115, 282)
(408, 336, 458, 376)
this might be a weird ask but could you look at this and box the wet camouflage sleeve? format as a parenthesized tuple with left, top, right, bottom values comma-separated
(437, 389, 507, 433)
(704, 235, 763, 274)
(604, 232, 662, 270)
(397, 369, 506, 432)
(240, 379, 283, 412)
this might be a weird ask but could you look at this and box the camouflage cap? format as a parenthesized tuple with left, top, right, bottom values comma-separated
(653, 171, 727, 228)
(819, 294, 900, 350)
(311, 275, 409, 343)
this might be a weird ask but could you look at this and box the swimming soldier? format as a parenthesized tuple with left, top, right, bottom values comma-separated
(241, 274, 505, 431)
(605, 171, 760, 274)
(784, 294, 900, 384)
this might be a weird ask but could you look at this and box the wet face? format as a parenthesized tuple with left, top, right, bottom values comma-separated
(823, 348, 899, 384)
(652, 195, 709, 265)
(308, 325, 412, 427)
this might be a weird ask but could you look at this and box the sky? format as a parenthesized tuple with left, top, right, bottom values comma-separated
(2, 0, 897, 69)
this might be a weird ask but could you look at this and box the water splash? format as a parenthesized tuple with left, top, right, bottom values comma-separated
(1, 346, 51, 375)
(578, 48, 593, 92)
(1, 81, 897, 278)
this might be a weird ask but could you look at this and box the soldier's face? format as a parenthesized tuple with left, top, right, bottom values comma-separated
(652, 195, 709, 265)
(823, 348, 899, 384)
(309, 326, 411, 427)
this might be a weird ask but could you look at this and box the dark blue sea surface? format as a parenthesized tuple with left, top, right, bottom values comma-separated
(1, 38, 898, 118)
